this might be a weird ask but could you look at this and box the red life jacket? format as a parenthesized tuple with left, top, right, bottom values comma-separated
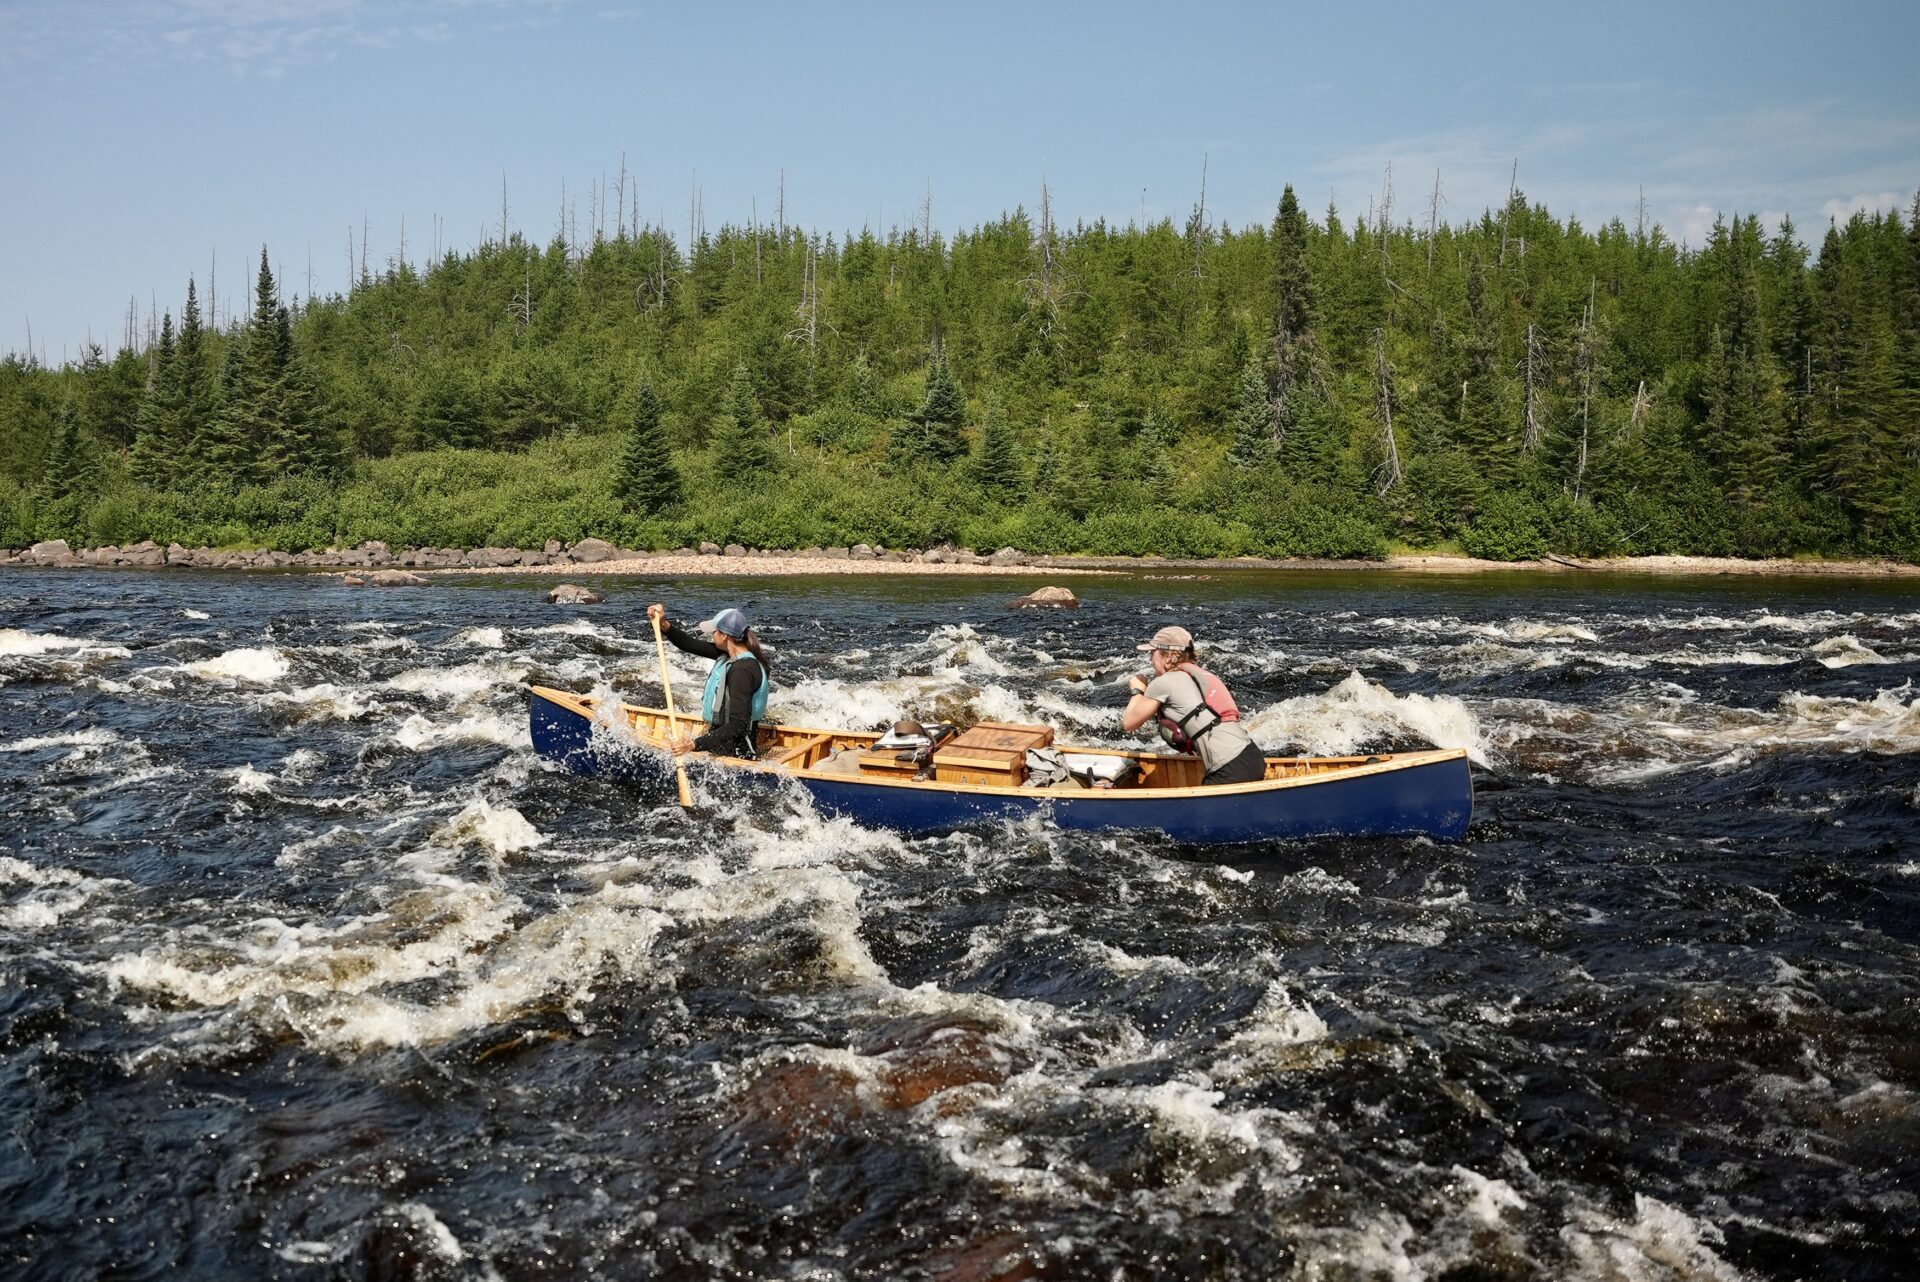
(1153, 664, 1241, 752)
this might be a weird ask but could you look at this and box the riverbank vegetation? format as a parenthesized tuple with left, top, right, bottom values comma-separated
(3, 180, 1918, 560)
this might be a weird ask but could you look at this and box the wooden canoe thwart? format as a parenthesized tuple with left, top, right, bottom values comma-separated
(528, 685, 1474, 845)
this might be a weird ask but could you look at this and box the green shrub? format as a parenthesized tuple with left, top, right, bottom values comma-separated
(1460, 493, 1547, 561)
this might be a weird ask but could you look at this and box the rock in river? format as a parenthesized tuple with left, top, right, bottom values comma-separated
(1009, 585, 1078, 609)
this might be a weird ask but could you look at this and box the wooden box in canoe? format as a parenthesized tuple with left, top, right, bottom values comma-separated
(527, 685, 1473, 845)
(931, 722, 1054, 786)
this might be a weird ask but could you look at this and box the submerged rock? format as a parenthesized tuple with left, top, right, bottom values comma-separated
(1009, 585, 1079, 609)
(547, 583, 604, 605)
(366, 569, 429, 587)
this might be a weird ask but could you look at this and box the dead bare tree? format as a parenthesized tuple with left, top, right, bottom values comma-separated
(1019, 178, 1076, 343)
(1425, 168, 1444, 272)
(1521, 324, 1545, 452)
(785, 238, 836, 449)
(499, 172, 510, 244)
(1498, 160, 1517, 266)
(1372, 328, 1403, 496)
(1378, 161, 1394, 271)
(510, 258, 533, 333)
(1630, 379, 1651, 436)
(1188, 153, 1208, 280)
(616, 151, 628, 241)
(1573, 278, 1597, 499)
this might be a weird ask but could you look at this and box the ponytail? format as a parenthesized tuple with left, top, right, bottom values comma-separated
(741, 628, 771, 670)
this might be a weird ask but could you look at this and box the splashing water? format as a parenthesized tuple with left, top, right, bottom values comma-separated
(0, 567, 1914, 1280)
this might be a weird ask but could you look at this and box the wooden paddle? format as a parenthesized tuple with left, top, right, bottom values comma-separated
(650, 612, 695, 809)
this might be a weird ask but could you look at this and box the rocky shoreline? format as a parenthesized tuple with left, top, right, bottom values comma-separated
(4, 537, 1917, 579)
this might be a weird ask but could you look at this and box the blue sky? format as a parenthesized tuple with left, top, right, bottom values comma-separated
(3, 0, 1917, 362)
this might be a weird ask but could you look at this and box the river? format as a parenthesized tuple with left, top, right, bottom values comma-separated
(2, 567, 1916, 1281)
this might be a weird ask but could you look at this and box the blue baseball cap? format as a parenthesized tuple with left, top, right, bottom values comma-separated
(695, 607, 750, 639)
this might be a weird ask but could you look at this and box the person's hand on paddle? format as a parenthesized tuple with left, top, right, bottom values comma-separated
(646, 602, 667, 627)
(1128, 673, 1150, 696)
(666, 734, 697, 756)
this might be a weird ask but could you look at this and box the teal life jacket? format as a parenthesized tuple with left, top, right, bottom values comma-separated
(700, 652, 770, 731)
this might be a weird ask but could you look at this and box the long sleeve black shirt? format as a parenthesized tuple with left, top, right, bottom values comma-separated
(662, 621, 766, 757)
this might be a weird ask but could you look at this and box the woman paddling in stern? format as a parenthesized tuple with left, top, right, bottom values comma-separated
(1122, 625, 1266, 786)
(646, 603, 772, 758)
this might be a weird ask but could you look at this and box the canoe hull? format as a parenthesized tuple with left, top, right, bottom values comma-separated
(529, 688, 1472, 844)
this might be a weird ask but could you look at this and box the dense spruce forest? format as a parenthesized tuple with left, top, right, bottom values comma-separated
(4, 180, 1918, 561)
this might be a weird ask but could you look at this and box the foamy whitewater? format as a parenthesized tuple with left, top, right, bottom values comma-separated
(1, 567, 1914, 1280)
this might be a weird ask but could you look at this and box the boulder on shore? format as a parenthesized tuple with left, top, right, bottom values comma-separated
(27, 539, 73, 563)
(547, 583, 605, 605)
(1009, 586, 1079, 609)
(571, 537, 616, 564)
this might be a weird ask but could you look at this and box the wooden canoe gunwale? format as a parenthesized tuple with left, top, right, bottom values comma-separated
(527, 684, 1470, 801)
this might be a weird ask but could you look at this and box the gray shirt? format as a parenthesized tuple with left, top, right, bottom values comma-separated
(1143, 666, 1255, 774)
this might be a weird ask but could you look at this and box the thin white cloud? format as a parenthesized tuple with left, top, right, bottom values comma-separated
(1307, 97, 1920, 248)
(1822, 191, 1905, 223)
(4, 0, 596, 78)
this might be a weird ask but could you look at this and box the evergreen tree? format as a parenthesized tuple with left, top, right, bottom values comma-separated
(847, 350, 881, 418)
(1270, 184, 1318, 444)
(615, 377, 682, 513)
(1894, 198, 1920, 488)
(973, 394, 1021, 499)
(711, 362, 774, 482)
(492, 348, 581, 447)
(1767, 217, 1818, 481)
(173, 278, 214, 480)
(1459, 256, 1511, 478)
(1136, 409, 1177, 489)
(1698, 217, 1785, 507)
(130, 315, 180, 489)
(265, 305, 337, 475)
(40, 402, 99, 500)
(1227, 351, 1274, 469)
(194, 350, 252, 488)
(198, 247, 285, 487)
(896, 345, 965, 465)
(1030, 419, 1059, 499)
(409, 360, 490, 449)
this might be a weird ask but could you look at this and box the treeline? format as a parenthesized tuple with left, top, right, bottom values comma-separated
(3, 180, 1918, 560)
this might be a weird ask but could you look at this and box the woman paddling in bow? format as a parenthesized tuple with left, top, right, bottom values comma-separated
(1122, 624, 1266, 786)
(646, 603, 772, 759)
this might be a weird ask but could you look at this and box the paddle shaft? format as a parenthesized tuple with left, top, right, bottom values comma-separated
(651, 614, 695, 808)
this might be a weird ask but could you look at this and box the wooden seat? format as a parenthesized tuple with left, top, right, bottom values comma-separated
(764, 733, 833, 769)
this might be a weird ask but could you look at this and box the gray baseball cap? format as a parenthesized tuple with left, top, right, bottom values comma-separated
(695, 607, 750, 639)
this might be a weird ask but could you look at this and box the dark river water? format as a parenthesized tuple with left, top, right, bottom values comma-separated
(2, 567, 1916, 1282)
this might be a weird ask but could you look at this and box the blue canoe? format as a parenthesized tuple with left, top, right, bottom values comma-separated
(529, 685, 1473, 845)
